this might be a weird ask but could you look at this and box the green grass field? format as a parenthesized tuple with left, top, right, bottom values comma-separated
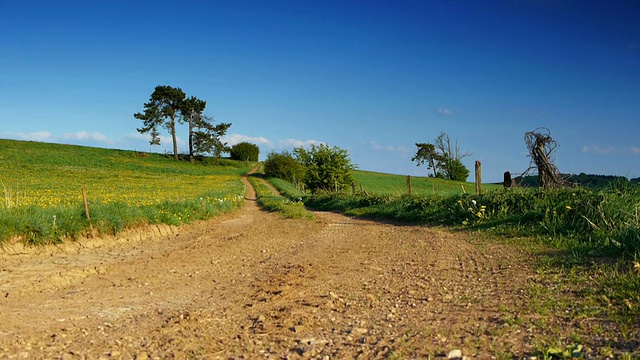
(1, 139, 253, 244)
(352, 170, 502, 196)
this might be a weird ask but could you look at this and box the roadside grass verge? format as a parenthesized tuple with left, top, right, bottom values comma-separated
(305, 185, 640, 357)
(0, 139, 250, 245)
(266, 177, 307, 202)
(248, 175, 313, 220)
(352, 170, 502, 196)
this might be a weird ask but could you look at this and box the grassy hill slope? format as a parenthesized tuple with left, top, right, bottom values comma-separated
(0, 139, 253, 244)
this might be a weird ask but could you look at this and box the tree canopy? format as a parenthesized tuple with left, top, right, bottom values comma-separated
(134, 85, 186, 160)
(134, 85, 231, 161)
(264, 150, 306, 184)
(411, 143, 441, 178)
(412, 132, 471, 181)
(230, 142, 260, 162)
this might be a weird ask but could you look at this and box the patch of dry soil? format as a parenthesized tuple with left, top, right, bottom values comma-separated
(1, 177, 538, 359)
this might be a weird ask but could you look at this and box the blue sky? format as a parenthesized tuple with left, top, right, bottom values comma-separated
(1, 1, 638, 182)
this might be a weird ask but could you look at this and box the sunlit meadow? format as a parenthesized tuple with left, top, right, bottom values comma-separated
(0, 139, 252, 245)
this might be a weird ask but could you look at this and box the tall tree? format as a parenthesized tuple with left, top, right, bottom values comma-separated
(181, 96, 207, 163)
(434, 132, 472, 181)
(412, 133, 472, 181)
(192, 120, 232, 158)
(180, 95, 232, 159)
(411, 143, 441, 177)
(134, 85, 186, 160)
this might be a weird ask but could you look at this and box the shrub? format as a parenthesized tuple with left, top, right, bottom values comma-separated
(294, 144, 356, 192)
(230, 142, 260, 162)
(264, 150, 306, 184)
(444, 158, 470, 182)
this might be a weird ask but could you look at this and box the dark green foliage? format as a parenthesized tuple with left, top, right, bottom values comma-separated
(264, 151, 306, 184)
(134, 85, 186, 160)
(411, 143, 441, 177)
(135, 86, 231, 161)
(412, 133, 471, 181)
(192, 122, 232, 157)
(294, 144, 356, 192)
(516, 173, 638, 189)
(178, 95, 232, 159)
(230, 142, 260, 162)
(442, 158, 470, 182)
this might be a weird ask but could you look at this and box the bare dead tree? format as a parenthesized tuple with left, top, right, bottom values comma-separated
(521, 128, 571, 189)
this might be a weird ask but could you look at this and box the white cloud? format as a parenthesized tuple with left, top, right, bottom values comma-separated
(582, 145, 616, 154)
(632, 147, 640, 154)
(363, 140, 409, 153)
(277, 138, 324, 148)
(437, 107, 454, 116)
(122, 132, 150, 142)
(2, 131, 53, 142)
(61, 131, 112, 144)
(223, 133, 273, 147)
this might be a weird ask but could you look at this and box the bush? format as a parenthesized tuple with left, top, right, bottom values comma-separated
(264, 151, 306, 184)
(444, 158, 470, 182)
(294, 144, 356, 192)
(230, 142, 260, 162)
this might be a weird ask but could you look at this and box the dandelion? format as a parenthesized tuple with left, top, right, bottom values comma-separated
(566, 205, 572, 210)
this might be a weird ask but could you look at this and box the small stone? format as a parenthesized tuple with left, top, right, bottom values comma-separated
(351, 327, 368, 335)
(293, 325, 305, 333)
(447, 349, 462, 359)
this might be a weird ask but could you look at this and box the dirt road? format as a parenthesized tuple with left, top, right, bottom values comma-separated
(1, 178, 540, 359)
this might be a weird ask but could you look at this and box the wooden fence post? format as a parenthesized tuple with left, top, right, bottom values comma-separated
(406, 175, 412, 195)
(503, 171, 512, 189)
(475, 161, 482, 195)
(82, 186, 91, 222)
(352, 183, 356, 194)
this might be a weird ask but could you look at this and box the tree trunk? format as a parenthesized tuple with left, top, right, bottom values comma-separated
(188, 110, 194, 163)
(429, 159, 438, 177)
(170, 116, 178, 160)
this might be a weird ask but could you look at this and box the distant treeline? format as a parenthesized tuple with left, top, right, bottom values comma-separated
(513, 173, 640, 188)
